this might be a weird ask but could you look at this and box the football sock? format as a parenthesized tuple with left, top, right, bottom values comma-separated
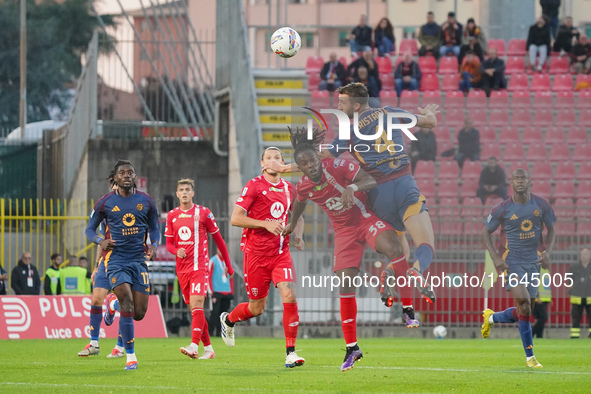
(286, 346, 295, 355)
(201, 318, 211, 347)
(89, 306, 102, 345)
(340, 294, 357, 346)
(415, 243, 434, 274)
(493, 307, 517, 323)
(120, 311, 135, 359)
(191, 308, 205, 346)
(116, 327, 124, 348)
(518, 315, 534, 357)
(283, 302, 299, 348)
(390, 255, 413, 306)
(227, 302, 254, 325)
(204, 345, 213, 352)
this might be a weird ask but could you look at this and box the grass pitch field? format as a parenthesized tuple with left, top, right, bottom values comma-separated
(1, 337, 590, 393)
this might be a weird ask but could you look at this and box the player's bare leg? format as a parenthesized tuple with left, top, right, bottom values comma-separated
(112, 284, 139, 370)
(403, 211, 437, 303)
(277, 282, 304, 368)
(78, 287, 109, 357)
(221, 297, 266, 347)
(336, 268, 363, 371)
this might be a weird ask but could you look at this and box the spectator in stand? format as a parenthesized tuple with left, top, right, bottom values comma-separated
(568, 247, 591, 339)
(553, 16, 579, 54)
(476, 157, 507, 203)
(348, 49, 380, 82)
(527, 16, 552, 72)
(459, 50, 482, 93)
(374, 17, 395, 57)
(455, 118, 480, 168)
(459, 18, 487, 64)
(319, 53, 347, 91)
(480, 47, 506, 97)
(394, 52, 421, 97)
(419, 11, 441, 59)
(572, 35, 591, 74)
(353, 66, 380, 98)
(409, 128, 437, 171)
(44, 253, 62, 295)
(0, 265, 8, 295)
(348, 14, 373, 55)
(11, 251, 41, 295)
(440, 12, 463, 58)
(540, 0, 561, 39)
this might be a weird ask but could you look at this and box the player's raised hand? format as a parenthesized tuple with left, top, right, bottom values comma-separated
(147, 244, 157, 261)
(538, 251, 550, 269)
(177, 248, 187, 258)
(265, 221, 285, 236)
(417, 104, 440, 116)
(99, 238, 116, 251)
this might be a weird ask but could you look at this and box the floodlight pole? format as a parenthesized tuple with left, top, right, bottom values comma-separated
(19, 0, 27, 139)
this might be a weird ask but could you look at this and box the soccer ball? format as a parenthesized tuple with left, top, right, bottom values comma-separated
(433, 325, 447, 339)
(270, 27, 301, 58)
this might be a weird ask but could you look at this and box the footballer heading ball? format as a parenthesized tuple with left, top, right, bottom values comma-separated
(270, 27, 301, 58)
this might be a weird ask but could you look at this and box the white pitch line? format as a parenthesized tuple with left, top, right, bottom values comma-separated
(322, 365, 591, 375)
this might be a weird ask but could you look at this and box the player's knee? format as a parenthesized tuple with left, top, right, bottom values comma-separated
(518, 301, 532, 316)
(133, 309, 147, 321)
(250, 302, 265, 316)
(91, 293, 104, 306)
(118, 299, 134, 314)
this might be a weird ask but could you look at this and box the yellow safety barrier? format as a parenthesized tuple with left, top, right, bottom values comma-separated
(255, 80, 304, 89)
(257, 97, 307, 107)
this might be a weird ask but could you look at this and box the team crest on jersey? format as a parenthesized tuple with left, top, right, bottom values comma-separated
(112, 277, 116, 284)
(251, 288, 258, 297)
(136, 203, 143, 211)
(269, 187, 284, 192)
(122, 213, 136, 227)
(313, 181, 328, 191)
(179, 226, 192, 241)
(533, 209, 540, 217)
(270, 202, 285, 218)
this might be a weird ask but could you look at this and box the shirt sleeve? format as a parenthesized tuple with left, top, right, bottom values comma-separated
(235, 180, 257, 212)
(542, 202, 557, 228)
(296, 180, 308, 203)
(203, 208, 220, 234)
(85, 197, 108, 243)
(485, 202, 504, 232)
(164, 211, 174, 238)
(333, 159, 361, 183)
(146, 196, 160, 246)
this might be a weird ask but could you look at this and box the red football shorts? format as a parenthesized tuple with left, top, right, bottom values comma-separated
(333, 214, 394, 272)
(177, 270, 208, 304)
(243, 251, 295, 300)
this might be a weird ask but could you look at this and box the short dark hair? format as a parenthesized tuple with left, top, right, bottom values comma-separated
(467, 18, 475, 24)
(50, 253, 61, 261)
(337, 83, 369, 106)
(448, 11, 455, 18)
(113, 160, 135, 174)
(488, 156, 497, 161)
(427, 11, 434, 16)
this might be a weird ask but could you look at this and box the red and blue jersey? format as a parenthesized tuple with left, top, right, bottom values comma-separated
(485, 194, 556, 264)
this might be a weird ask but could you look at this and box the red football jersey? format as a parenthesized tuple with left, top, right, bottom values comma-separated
(296, 158, 373, 232)
(165, 204, 219, 273)
(235, 175, 294, 256)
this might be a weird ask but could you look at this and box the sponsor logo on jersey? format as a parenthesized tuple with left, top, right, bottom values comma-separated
(521, 220, 533, 232)
(270, 202, 285, 218)
(136, 203, 144, 211)
(178, 226, 192, 241)
(122, 213, 136, 227)
(510, 214, 518, 220)
(179, 213, 192, 218)
(313, 181, 328, 191)
(269, 187, 284, 192)
(111, 206, 120, 212)
(325, 197, 344, 211)
(237, 197, 244, 203)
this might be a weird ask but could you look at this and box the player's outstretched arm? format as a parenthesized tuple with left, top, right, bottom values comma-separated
(263, 162, 298, 174)
(340, 168, 377, 210)
(415, 104, 440, 129)
(211, 231, 234, 276)
(481, 226, 508, 272)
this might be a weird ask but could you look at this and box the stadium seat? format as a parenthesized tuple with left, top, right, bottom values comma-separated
(468, 108, 487, 127)
(380, 73, 395, 91)
(310, 90, 330, 107)
(438, 161, 460, 179)
(489, 90, 509, 108)
(487, 39, 506, 57)
(420, 73, 439, 91)
(578, 108, 591, 126)
(437, 179, 460, 198)
(441, 73, 461, 92)
(499, 126, 520, 143)
(479, 126, 497, 143)
(532, 109, 554, 126)
(437, 140, 455, 160)
(511, 108, 533, 127)
(530, 74, 551, 91)
(507, 39, 527, 56)
(414, 160, 436, 177)
(509, 74, 530, 91)
(433, 127, 452, 142)
(418, 56, 437, 74)
(532, 91, 553, 108)
(544, 126, 565, 143)
(444, 108, 465, 127)
(461, 197, 483, 222)
(399, 39, 419, 56)
(554, 161, 576, 180)
(462, 160, 482, 179)
(577, 161, 591, 180)
(522, 126, 543, 143)
(484, 196, 504, 207)
(438, 56, 459, 74)
(505, 57, 526, 74)
(577, 180, 591, 199)
(481, 142, 501, 159)
(573, 143, 590, 162)
(577, 90, 591, 109)
(526, 143, 548, 161)
(379, 90, 398, 107)
(305, 56, 324, 74)
(531, 179, 551, 198)
(555, 108, 576, 126)
(444, 90, 465, 107)
(510, 90, 531, 107)
(575, 199, 591, 239)
(531, 161, 553, 181)
(554, 180, 576, 198)
(549, 57, 571, 74)
(422, 90, 442, 107)
(308, 74, 321, 91)
(399, 90, 419, 109)
(549, 144, 570, 161)
(552, 73, 574, 91)
(393, 56, 404, 69)
(466, 90, 487, 109)
(566, 126, 587, 144)
(575, 73, 591, 87)
(338, 56, 348, 69)
(488, 108, 510, 127)
(375, 57, 392, 74)
(507, 161, 529, 179)
(503, 143, 525, 161)
(416, 179, 436, 200)
(461, 178, 480, 198)
(438, 198, 461, 215)
(553, 198, 575, 236)
(555, 91, 575, 108)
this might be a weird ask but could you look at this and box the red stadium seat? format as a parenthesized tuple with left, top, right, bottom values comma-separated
(573, 143, 590, 162)
(422, 90, 442, 107)
(544, 126, 565, 144)
(487, 39, 506, 57)
(379, 90, 398, 107)
(437, 179, 460, 198)
(531, 179, 551, 198)
(479, 126, 497, 143)
(555, 91, 575, 108)
(433, 127, 452, 143)
(507, 39, 527, 56)
(484, 195, 504, 208)
(380, 73, 395, 91)
(462, 160, 482, 179)
(438, 161, 460, 179)
(499, 126, 520, 143)
(505, 57, 526, 75)
(444, 90, 465, 107)
(577, 162, 591, 180)
(418, 56, 437, 74)
(578, 108, 591, 126)
(508, 74, 529, 91)
(338, 56, 348, 69)
(414, 160, 436, 177)
(532, 109, 554, 126)
(310, 90, 330, 107)
(575, 73, 591, 87)
(437, 140, 455, 160)
(510, 90, 531, 107)
(308, 74, 321, 91)
(554, 180, 576, 198)
(503, 143, 525, 161)
(393, 56, 404, 69)
(399, 90, 419, 109)
(375, 57, 392, 74)
(438, 198, 461, 216)
(468, 108, 487, 127)
(555, 108, 576, 126)
(420, 73, 439, 91)
(530, 74, 551, 91)
(553, 198, 575, 236)
(511, 108, 533, 127)
(577, 180, 591, 199)
(488, 108, 510, 127)
(526, 143, 548, 161)
(399, 39, 419, 56)
(305, 56, 324, 74)
(444, 108, 465, 127)
(441, 73, 461, 92)
(576, 89, 591, 109)
(552, 73, 574, 91)
(549, 144, 570, 161)
(416, 179, 436, 200)
(549, 57, 571, 74)
(438, 56, 459, 74)
(566, 126, 588, 144)
(532, 91, 553, 108)
(481, 143, 501, 160)
(507, 161, 529, 180)
(461, 178, 480, 198)
(467, 90, 487, 109)
(554, 161, 576, 180)
(531, 161, 553, 180)
(522, 126, 543, 143)
(489, 90, 509, 108)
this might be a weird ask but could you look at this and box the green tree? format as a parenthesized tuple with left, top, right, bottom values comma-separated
(0, 0, 116, 131)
